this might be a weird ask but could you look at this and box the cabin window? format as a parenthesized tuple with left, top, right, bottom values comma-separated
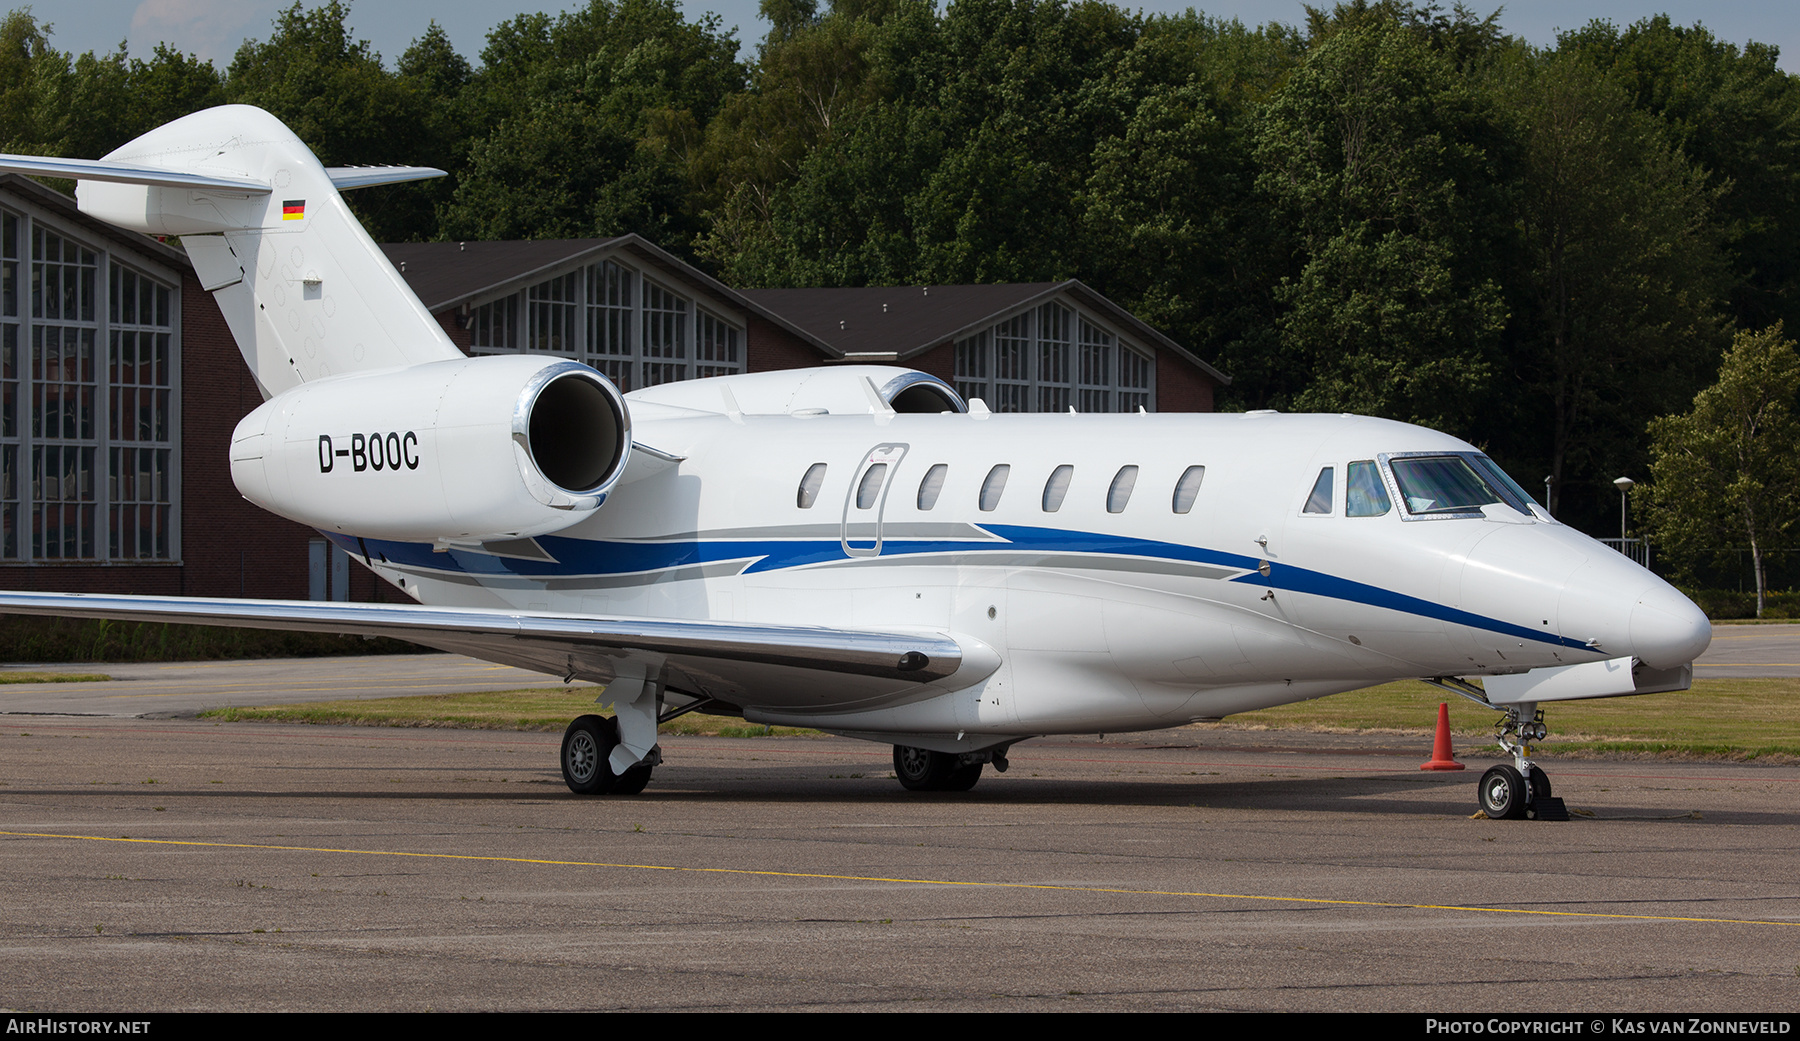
(979, 464, 1010, 511)
(1042, 465, 1073, 512)
(917, 463, 947, 510)
(1303, 467, 1334, 514)
(796, 463, 826, 508)
(1106, 465, 1138, 514)
(1346, 460, 1390, 517)
(855, 463, 887, 509)
(1172, 465, 1205, 514)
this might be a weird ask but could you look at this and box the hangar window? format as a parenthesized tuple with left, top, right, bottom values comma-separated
(1172, 466, 1205, 514)
(471, 257, 744, 393)
(955, 302, 1155, 413)
(0, 206, 179, 563)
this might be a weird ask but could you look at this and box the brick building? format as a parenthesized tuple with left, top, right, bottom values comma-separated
(0, 183, 1227, 603)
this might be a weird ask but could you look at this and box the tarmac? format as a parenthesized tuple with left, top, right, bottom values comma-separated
(0, 625, 1796, 1011)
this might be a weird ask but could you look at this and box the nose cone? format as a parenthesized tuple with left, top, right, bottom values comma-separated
(1558, 549, 1711, 669)
(1630, 588, 1712, 669)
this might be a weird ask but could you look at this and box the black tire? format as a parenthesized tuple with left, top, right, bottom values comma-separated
(893, 744, 957, 791)
(1479, 764, 1527, 820)
(612, 744, 659, 795)
(562, 714, 619, 795)
(943, 763, 982, 792)
(1528, 767, 1552, 803)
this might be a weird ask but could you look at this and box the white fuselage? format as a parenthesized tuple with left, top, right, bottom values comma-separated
(337, 401, 1706, 744)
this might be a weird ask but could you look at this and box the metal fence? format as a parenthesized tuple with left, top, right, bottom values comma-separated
(1600, 537, 1651, 570)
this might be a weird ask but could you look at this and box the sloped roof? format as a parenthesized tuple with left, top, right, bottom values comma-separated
(0, 174, 188, 271)
(375, 236, 1226, 385)
(741, 281, 1229, 384)
(378, 234, 837, 356)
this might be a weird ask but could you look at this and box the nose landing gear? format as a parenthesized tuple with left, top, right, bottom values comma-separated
(1486, 702, 1567, 821)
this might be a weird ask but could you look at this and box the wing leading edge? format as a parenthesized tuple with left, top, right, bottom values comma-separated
(0, 591, 974, 712)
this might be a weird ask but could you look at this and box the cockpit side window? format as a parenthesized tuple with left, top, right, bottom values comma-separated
(1346, 460, 1390, 517)
(1303, 467, 1334, 514)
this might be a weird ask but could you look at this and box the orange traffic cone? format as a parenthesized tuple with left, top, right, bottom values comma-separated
(1420, 702, 1465, 771)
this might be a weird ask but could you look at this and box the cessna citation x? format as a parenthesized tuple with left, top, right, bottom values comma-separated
(0, 106, 1711, 818)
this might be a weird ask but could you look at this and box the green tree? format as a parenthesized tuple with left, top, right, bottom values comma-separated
(1641, 326, 1800, 617)
(1563, 16, 1800, 334)
(443, 0, 744, 249)
(1253, 12, 1511, 435)
(1499, 49, 1725, 518)
(225, 1, 436, 241)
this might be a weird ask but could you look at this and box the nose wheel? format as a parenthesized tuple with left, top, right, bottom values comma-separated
(1483, 702, 1567, 821)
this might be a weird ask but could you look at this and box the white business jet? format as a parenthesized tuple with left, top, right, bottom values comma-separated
(0, 107, 1711, 818)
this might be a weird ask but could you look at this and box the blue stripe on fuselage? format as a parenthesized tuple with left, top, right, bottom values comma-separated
(329, 524, 1588, 652)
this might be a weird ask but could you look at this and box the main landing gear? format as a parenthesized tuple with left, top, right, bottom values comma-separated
(892, 744, 1011, 792)
(559, 668, 716, 796)
(1477, 701, 1567, 821)
(561, 714, 660, 795)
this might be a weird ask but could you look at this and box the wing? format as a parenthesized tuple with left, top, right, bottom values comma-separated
(0, 590, 975, 714)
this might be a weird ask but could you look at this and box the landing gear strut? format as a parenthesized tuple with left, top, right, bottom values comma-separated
(1484, 701, 1567, 821)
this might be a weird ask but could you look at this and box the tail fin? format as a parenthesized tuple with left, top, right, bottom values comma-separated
(15, 105, 459, 399)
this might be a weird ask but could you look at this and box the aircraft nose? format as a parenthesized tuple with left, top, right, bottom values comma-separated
(1630, 587, 1712, 669)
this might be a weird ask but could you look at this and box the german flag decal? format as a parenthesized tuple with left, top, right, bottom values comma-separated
(282, 200, 305, 221)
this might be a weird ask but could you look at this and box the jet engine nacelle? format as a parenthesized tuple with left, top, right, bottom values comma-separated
(229, 355, 630, 541)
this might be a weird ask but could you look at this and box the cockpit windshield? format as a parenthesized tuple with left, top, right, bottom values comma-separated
(1388, 454, 1538, 517)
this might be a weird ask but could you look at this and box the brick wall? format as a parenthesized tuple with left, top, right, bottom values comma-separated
(747, 314, 828, 371)
(1156, 347, 1216, 413)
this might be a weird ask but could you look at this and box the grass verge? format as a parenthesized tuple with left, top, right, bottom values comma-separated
(1223, 677, 1800, 760)
(199, 687, 820, 737)
(195, 676, 1800, 760)
(0, 671, 111, 683)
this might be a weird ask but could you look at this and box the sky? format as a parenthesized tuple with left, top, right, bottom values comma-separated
(20, 0, 1800, 72)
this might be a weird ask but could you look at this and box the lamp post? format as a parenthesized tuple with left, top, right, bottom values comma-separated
(1613, 476, 1634, 541)
(1543, 476, 1554, 516)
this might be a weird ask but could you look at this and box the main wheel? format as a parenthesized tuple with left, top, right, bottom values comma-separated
(1479, 764, 1527, 820)
(893, 744, 957, 791)
(943, 763, 983, 792)
(612, 744, 659, 795)
(562, 714, 620, 795)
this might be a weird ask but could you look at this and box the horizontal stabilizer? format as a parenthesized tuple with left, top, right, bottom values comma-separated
(325, 166, 448, 190)
(0, 152, 268, 192)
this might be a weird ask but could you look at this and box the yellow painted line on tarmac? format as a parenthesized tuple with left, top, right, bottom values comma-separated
(3, 829, 1795, 929)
